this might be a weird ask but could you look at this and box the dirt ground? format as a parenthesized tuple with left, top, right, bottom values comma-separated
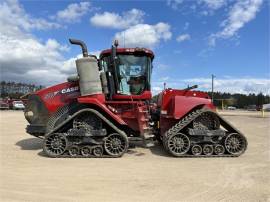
(0, 110, 269, 202)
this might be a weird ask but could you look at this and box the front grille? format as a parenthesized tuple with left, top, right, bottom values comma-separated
(24, 94, 49, 125)
(46, 104, 71, 132)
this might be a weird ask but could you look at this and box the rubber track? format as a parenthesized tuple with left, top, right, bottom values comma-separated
(49, 152, 120, 158)
(163, 108, 247, 157)
(43, 108, 128, 158)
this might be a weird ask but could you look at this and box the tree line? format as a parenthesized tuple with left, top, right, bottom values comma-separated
(0, 81, 44, 99)
(211, 92, 269, 109)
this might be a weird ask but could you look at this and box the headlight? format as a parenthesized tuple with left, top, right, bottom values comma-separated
(24, 110, 34, 123)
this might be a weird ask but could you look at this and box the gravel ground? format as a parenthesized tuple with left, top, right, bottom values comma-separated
(0, 110, 269, 202)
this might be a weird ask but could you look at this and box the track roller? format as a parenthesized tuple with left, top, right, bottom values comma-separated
(68, 146, 80, 157)
(203, 145, 213, 156)
(81, 146, 92, 157)
(191, 144, 202, 156)
(92, 146, 103, 157)
(214, 144, 225, 155)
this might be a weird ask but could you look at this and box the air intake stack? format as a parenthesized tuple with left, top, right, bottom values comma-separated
(69, 38, 102, 96)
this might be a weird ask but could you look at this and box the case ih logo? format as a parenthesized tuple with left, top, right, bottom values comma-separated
(44, 86, 79, 99)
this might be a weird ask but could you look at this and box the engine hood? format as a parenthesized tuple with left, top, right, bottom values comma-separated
(31, 81, 80, 113)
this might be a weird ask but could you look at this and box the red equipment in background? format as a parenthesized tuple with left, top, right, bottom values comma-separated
(24, 38, 247, 158)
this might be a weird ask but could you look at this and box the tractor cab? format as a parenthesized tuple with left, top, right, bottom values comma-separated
(99, 43, 154, 100)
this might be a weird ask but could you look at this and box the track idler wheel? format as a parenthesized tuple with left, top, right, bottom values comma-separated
(104, 133, 128, 157)
(81, 146, 92, 157)
(214, 144, 225, 155)
(92, 146, 103, 157)
(166, 133, 190, 157)
(68, 146, 80, 157)
(203, 145, 213, 156)
(43, 133, 67, 157)
(191, 144, 202, 156)
(225, 133, 247, 156)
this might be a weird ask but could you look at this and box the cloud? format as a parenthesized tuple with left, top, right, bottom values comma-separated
(209, 0, 263, 46)
(152, 86, 164, 95)
(167, 0, 225, 14)
(183, 22, 190, 30)
(176, 34, 191, 42)
(199, 0, 226, 10)
(0, 34, 71, 85)
(53, 2, 91, 23)
(184, 77, 270, 95)
(0, 0, 61, 34)
(59, 50, 101, 75)
(0, 0, 81, 86)
(114, 23, 172, 48)
(198, 0, 226, 16)
(0, 33, 101, 85)
(90, 9, 144, 29)
(151, 77, 270, 95)
(160, 76, 170, 81)
(167, 0, 184, 10)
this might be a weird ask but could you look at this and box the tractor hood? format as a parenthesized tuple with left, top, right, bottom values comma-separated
(32, 81, 80, 113)
(24, 81, 80, 127)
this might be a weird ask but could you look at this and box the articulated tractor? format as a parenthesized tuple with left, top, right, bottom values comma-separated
(24, 39, 247, 158)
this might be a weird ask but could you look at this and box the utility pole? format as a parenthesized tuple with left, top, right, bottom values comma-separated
(211, 74, 215, 103)
(163, 82, 166, 90)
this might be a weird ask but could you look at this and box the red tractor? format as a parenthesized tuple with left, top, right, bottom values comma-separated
(24, 39, 247, 158)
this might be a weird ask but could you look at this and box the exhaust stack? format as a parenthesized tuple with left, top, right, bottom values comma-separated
(69, 38, 102, 96)
(69, 38, 88, 57)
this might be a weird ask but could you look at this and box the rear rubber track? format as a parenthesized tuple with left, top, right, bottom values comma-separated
(163, 108, 247, 157)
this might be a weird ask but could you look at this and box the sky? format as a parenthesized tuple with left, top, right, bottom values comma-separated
(0, 0, 269, 95)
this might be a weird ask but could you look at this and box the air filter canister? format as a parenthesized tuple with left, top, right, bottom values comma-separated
(75, 57, 102, 96)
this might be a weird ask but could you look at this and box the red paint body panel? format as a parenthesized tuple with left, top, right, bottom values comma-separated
(100, 48, 154, 59)
(78, 96, 127, 125)
(158, 89, 215, 135)
(157, 89, 210, 110)
(34, 82, 80, 114)
(112, 91, 152, 100)
(33, 81, 147, 130)
(172, 96, 213, 119)
(102, 101, 148, 132)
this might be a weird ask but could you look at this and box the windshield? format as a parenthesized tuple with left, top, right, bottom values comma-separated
(116, 55, 151, 95)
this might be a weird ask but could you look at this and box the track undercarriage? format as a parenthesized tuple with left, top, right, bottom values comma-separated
(162, 109, 247, 157)
(42, 108, 247, 158)
(43, 111, 129, 158)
